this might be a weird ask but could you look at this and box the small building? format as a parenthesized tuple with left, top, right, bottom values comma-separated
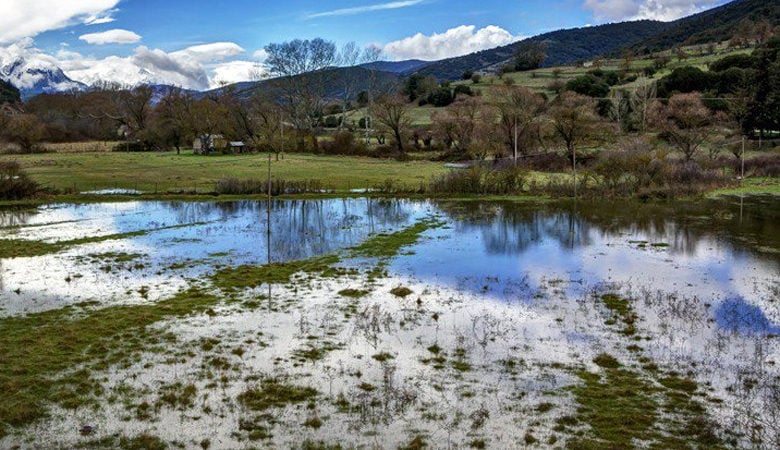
(229, 141, 246, 153)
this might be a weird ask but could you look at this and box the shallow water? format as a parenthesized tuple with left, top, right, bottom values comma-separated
(1, 196, 779, 448)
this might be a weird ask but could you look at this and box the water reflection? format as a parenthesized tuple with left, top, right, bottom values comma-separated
(716, 297, 780, 335)
(0, 199, 426, 316)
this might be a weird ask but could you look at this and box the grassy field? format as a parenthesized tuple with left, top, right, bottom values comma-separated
(8, 150, 450, 194)
(453, 45, 754, 100)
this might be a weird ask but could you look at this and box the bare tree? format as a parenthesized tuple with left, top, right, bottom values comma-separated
(2, 114, 46, 153)
(154, 86, 192, 154)
(432, 95, 496, 159)
(250, 92, 288, 160)
(374, 95, 412, 154)
(495, 85, 545, 161)
(361, 45, 384, 143)
(608, 89, 631, 132)
(187, 97, 232, 155)
(548, 92, 599, 196)
(630, 78, 657, 133)
(264, 38, 337, 142)
(336, 42, 361, 130)
(651, 92, 714, 161)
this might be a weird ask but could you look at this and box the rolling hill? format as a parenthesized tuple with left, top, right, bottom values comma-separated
(413, 21, 671, 80)
(628, 0, 780, 54)
(410, 0, 780, 81)
(203, 66, 401, 102)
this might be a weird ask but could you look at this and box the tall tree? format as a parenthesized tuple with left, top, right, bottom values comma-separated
(495, 86, 545, 161)
(629, 79, 657, 133)
(264, 38, 337, 140)
(374, 95, 412, 154)
(548, 92, 599, 196)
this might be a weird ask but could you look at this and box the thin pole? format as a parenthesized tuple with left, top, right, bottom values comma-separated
(572, 146, 577, 199)
(513, 117, 518, 165)
(741, 135, 746, 183)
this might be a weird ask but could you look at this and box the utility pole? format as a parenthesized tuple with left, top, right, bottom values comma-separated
(573, 146, 577, 199)
(513, 116, 518, 165)
(741, 135, 746, 183)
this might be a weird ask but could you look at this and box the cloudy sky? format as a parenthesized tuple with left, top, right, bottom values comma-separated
(0, 0, 729, 90)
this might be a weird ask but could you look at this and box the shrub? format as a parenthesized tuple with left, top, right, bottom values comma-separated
(319, 132, 368, 156)
(428, 164, 528, 195)
(734, 154, 780, 177)
(0, 161, 39, 200)
(113, 141, 152, 152)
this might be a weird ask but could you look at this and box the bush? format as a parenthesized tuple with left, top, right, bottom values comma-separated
(737, 154, 780, 177)
(319, 132, 368, 156)
(428, 164, 528, 195)
(113, 141, 152, 152)
(0, 161, 39, 200)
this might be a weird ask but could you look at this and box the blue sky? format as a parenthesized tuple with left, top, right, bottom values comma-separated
(0, 0, 728, 89)
(30, 0, 592, 56)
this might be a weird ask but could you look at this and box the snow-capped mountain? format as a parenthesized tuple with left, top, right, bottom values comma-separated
(0, 40, 85, 99)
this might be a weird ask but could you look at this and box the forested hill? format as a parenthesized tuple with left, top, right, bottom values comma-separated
(412, 21, 671, 80)
(205, 66, 401, 102)
(629, 0, 780, 54)
(0, 79, 21, 104)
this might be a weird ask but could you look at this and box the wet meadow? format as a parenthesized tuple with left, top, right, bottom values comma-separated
(0, 196, 778, 449)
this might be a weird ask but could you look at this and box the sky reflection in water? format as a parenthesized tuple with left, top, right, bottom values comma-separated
(0, 197, 778, 334)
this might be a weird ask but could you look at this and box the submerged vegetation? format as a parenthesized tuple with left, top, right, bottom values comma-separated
(0, 197, 777, 448)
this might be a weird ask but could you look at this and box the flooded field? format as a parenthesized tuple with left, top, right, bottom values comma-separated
(0, 196, 778, 449)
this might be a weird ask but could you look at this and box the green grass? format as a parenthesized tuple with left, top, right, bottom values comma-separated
(12, 151, 449, 194)
(237, 380, 317, 411)
(567, 367, 660, 449)
(709, 177, 780, 196)
(211, 255, 341, 291)
(348, 218, 443, 259)
(0, 221, 208, 259)
(0, 288, 218, 437)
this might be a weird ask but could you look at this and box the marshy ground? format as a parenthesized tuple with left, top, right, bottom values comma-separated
(0, 197, 778, 449)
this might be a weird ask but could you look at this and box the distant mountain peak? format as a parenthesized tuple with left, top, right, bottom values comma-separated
(0, 47, 85, 100)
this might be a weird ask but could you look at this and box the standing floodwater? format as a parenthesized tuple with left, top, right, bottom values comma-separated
(0, 196, 778, 449)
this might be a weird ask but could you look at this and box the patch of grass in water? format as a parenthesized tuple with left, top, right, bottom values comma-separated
(0, 222, 209, 259)
(237, 380, 317, 411)
(348, 218, 443, 259)
(567, 368, 659, 449)
(77, 433, 168, 450)
(592, 353, 621, 369)
(372, 352, 395, 362)
(600, 294, 630, 317)
(390, 286, 413, 298)
(292, 340, 342, 363)
(211, 254, 340, 291)
(338, 288, 370, 298)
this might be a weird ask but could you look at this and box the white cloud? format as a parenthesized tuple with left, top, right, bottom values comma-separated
(383, 25, 523, 61)
(0, 0, 121, 44)
(171, 42, 245, 63)
(253, 49, 269, 62)
(583, 0, 725, 22)
(79, 29, 142, 45)
(211, 61, 268, 88)
(307, 0, 424, 18)
(83, 9, 119, 25)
